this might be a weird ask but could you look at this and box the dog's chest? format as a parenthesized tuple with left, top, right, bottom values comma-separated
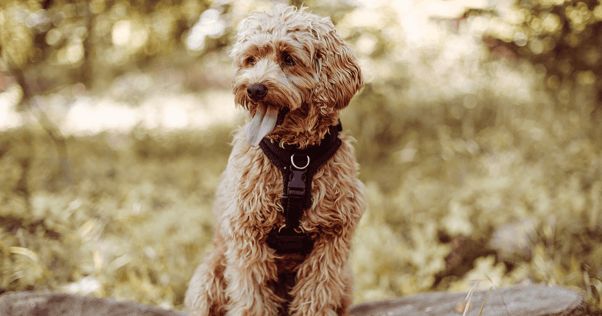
(234, 149, 343, 231)
(233, 153, 285, 227)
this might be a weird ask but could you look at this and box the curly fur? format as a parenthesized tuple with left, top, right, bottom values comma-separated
(185, 5, 365, 316)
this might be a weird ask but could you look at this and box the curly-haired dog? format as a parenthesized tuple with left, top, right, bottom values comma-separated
(185, 5, 365, 316)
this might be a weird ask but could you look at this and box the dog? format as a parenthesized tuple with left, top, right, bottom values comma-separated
(184, 5, 365, 316)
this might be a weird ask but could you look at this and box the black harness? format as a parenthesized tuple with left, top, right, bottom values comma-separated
(260, 123, 342, 254)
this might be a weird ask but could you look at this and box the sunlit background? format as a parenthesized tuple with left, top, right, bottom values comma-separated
(1, 0, 602, 311)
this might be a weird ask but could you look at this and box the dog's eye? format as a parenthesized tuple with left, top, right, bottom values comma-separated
(246, 57, 256, 66)
(282, 53, 295, 66)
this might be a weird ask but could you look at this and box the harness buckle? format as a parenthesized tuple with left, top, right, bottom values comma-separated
(287, 169, 306, 196)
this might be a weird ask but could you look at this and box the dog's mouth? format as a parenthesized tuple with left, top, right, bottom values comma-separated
(246, 103, 279, 147)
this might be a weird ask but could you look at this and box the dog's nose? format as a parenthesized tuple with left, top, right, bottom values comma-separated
(247, 83, 268, 101)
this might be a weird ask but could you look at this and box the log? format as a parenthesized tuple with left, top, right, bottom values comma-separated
(349, 285, 595, 316)
(0, 285, 596, 316)
(0, 292, 185, 316)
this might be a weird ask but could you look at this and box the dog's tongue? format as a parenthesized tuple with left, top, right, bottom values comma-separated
(246, 104, 279, 147)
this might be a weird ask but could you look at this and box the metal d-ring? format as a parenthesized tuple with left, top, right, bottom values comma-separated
(291, 154, 310, 170)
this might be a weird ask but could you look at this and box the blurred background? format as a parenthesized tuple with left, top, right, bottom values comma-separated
(1, 0, 602, 311)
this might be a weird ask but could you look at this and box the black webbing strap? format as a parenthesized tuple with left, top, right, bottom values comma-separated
(260, 123, 342, 254)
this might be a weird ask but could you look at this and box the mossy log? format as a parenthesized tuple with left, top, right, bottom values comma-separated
(0, 285, 596, 316)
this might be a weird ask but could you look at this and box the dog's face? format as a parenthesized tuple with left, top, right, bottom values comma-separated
(230, 5, 363, 147)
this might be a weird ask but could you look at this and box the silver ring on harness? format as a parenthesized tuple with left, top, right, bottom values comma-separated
(291, 154, 310, 170)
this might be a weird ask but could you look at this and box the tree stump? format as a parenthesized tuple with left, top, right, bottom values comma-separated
(0, 285, 596, 316)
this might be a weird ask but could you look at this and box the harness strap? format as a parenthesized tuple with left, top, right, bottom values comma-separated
(260, 123, 342, 254)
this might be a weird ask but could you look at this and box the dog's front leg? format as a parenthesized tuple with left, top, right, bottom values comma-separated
(223, 237, 282, 316)
(184, 239, 229, 316)
(289, 233, 355, 316)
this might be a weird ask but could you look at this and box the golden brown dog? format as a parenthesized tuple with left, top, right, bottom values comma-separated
(185, 5, 365, 316)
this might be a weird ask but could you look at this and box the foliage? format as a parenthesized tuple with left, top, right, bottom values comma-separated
(0, 0, 217, 94)
(1, 0, 602, 313)
(339, 0, 602, 308)
(472, 0, 602, 114)
(0, 126, 231, 308)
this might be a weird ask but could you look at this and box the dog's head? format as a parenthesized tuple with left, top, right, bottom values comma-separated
(231, 5, 363, 147)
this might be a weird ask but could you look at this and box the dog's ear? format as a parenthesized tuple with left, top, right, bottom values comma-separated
(312, 30, 364, 110)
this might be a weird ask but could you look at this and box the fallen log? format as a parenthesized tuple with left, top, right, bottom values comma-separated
(0, 285, 596, 316)
(0, 292, 185, 316)
(350, 285, 595, 316)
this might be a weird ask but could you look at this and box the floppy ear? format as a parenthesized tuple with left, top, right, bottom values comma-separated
(312, 30, 364, 110)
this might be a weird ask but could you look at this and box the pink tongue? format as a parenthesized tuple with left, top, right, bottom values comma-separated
(246, 105, 279, 147)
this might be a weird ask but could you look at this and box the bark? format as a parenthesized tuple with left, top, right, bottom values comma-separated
(350, 285, 596, 316)
(0, 292, 185, 316)
(0, 285, 597, 316)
